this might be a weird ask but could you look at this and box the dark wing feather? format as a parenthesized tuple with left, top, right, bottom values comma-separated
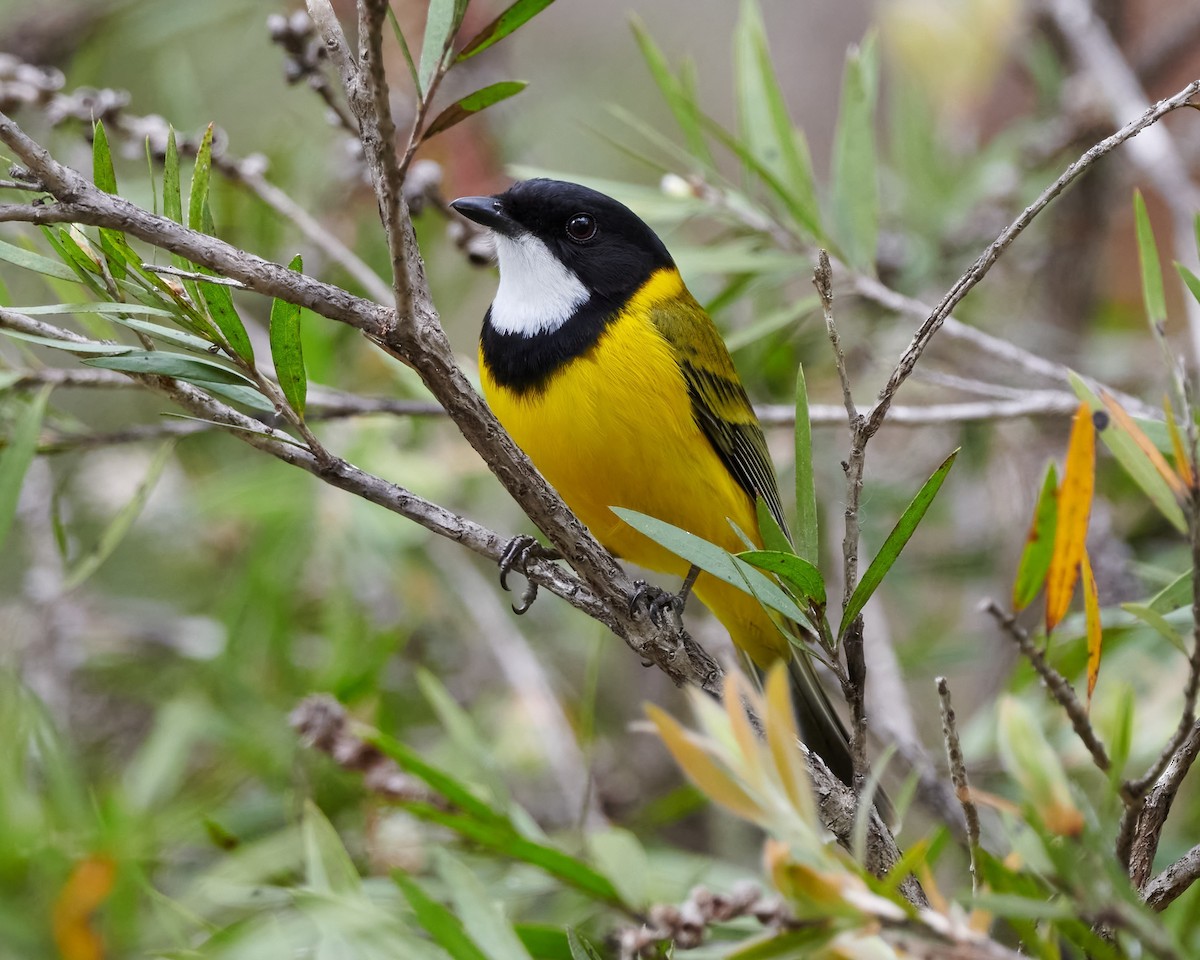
(649, 295, 789, 536)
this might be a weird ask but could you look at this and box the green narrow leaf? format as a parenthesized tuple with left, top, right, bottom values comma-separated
(63, 441, 175, 591)
(417, 668, 508, 805)
(566, 930, 604, 960)
(697, 113, 814, 234)
(1069, 372, 1186, 531)
(739, 549, 826, 605)
(199, 280, 254, 365)
(418, 0, 468, 95)
(724, 296, 818, 351)
(630, 19, 714, 169)
(84, 350, 256, 386)
(515, 926, 573, 960)
(187, 123, 214, 232)
(839, 448, 957, 636)
(727, 928, 840, 959)
(92, 120, 117, 194)
(794, 364, 818, 564)
(387, 5, 422, 94)
(734, 0, 821, 238)
(406, 805, 624, 905)
(364, 730, 510, 827)
(269, 254, 307, 417)
(437, 851, 533, 960)
(1133, 190, 1166, 327)
(301, 799, 361, 893)
(0, 329, 132, 355)
(41, 229, 106, 294)
(1105, 684, 1134, 789)
(457, 0, 555, 62)
(194, 382, 276, 414)
(145, 135, 158, 217)
(0, 385, 51, 551)
(1177, 262, 1200, 307)
(163, 127, 182, 224)
(421, 81, 528, 141)
(0, 238, 79, 282)
(587, 828, 649, 910)
(830, 34, 879, 271)
(610, 507, 811, 627)
(112, 317, 212, 352)
(1121, 602, 1188, 655)
(393, 871, 491, 960)
(19, 302, 173, 317)
(91, 119, 130, 281)
(755, 496, 792, 553)
(1148, 568, 1190, 614)
(1011, 462, 1058, 610)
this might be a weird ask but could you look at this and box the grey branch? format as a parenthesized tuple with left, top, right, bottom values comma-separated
(1128, 721, 1200, 891)
(1143, 842, 1200, 912)
(982, 600, 1124, 794)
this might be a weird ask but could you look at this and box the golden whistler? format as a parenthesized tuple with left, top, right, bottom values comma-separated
(453, 179, 853, 787)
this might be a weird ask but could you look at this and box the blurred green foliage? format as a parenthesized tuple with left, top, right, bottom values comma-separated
(1, 0, 1199, 957)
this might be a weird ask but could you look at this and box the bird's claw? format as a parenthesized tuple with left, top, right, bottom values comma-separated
(498, 535, 559, 615)
(630, 580, 685, 630)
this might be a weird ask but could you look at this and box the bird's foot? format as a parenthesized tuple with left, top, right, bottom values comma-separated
(498, 535, 561, 614)
(629, 580, 687, 631)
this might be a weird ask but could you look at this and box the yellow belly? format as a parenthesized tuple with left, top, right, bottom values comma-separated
(480, 292, 788, 665)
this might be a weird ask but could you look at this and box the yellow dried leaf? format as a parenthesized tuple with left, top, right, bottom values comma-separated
(1082, 550, 1102, 710)
(723, 671, 766, 791)
(646, 704, 763, 823)
(53, 856, 115, 960)
(765, 663, 816, 823)
(764, 839, 854, 919)
(1164, 394, 1195, 488)
(1046, 403, 1095, 633)
(1101, 391, 1185, 497)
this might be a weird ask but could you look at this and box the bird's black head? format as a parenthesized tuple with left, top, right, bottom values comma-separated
(450, 178, 675, 310)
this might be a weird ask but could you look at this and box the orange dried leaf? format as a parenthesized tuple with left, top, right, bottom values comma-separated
(1046, 403, 1096, 633)
(53, 856, 115, 960)
(722, 672, 765, 790)
(1163, 394, 1195, 489)
(1082, 550, 1102, 710)
(646, 704, 763, 822)
(764, 663, 814, 821)
(1100, 391, 1186, 497)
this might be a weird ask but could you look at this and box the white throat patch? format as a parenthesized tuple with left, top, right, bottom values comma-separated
(489, 233, 589, 337)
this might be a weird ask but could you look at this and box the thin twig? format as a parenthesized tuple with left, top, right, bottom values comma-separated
(140, 263, 247, 287)
(353, 0, 417, 326)
(982, 599, 1129, 800)
(815, 249, 868, 790)
(936, 677, 981, 893)
(862, 79, 1200, 442)
(1043, 0, 1200, 363)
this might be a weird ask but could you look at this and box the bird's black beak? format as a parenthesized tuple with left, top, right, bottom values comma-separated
(450, 195, 521, 238)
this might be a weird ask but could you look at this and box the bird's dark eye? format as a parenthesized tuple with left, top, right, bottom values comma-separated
(566, 213, 596, 242)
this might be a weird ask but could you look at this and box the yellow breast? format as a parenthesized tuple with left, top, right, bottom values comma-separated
(480, 270, 790, 665)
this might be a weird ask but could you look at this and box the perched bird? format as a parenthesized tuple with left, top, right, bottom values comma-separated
(451, 178, 854, 788)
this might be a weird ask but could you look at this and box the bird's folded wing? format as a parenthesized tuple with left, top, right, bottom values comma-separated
(650, 298, 789, 535)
